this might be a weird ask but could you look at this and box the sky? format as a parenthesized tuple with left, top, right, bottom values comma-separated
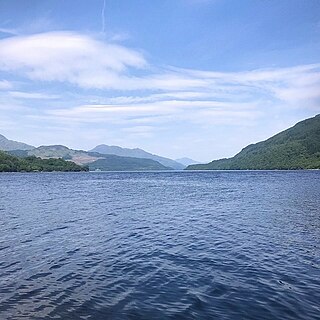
(0, 0, 319, 162)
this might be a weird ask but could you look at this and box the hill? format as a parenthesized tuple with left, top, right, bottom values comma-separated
(0, 134, 34, 151)
(186, 114, 320, 170)
(26, 145, 171, 171)
(0, 151, 88, 172)
(90, 145, 185, 170)
(28, 145, 102, 165)
(89, 155, 170, 171)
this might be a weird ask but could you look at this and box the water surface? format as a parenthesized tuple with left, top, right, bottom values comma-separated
(0, 171, 319, 319)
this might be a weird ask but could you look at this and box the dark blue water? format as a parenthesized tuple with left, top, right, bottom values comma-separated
(0, 171, 319, 319)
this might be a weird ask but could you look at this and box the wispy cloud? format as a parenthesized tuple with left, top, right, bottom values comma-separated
(0, 80, 12, 90)
(9, 91, 59, 100)
(0, 27, 19, 36)
(42, 98, 261, 130)
(101, 0, 106, 34)
(0, 31, 319, 108)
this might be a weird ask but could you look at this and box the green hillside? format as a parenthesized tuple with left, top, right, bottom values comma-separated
(89, 155, 171, 171)
(187, 114, 320, 170)
(0, 151, 88, 172)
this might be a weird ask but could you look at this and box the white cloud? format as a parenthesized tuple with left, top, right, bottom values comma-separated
(0, 31, 147, 89)
(0, 31, 319, 106)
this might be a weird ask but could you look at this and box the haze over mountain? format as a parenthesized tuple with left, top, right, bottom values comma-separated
(90, 145, 185, 170)
(175, 158, 201, 166)
(187, 114, 320, 170)
(0, 134, 34, 151)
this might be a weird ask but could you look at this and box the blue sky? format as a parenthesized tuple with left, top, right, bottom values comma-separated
(0, 0, 319, 161)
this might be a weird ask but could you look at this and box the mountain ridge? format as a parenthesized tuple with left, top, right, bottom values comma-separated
(90, 144, 185, 169)
(0, 134, 186, 170)
(0, 134, 34, 151)
(26, 145, 171, 171)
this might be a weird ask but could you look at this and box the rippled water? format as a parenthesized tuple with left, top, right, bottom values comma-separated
(0, 171, 319, 319)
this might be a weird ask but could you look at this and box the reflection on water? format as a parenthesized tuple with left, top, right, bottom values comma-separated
(0, 171, 319, 319)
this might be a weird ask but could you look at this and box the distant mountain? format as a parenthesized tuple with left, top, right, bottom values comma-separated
(27, 145, 171, 171)
(175, 157, 201, 166)
(0, 134, 34, 151)
(90, 145, 185, 170)
(0, 151, 87, 172)
(187, 114, 320, 170)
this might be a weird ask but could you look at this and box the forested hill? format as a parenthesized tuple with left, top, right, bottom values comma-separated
(187, 114, 320, 170)
(0, 151, 88, 172)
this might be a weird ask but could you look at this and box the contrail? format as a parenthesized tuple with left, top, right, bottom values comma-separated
(101, 0, 106, 33)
